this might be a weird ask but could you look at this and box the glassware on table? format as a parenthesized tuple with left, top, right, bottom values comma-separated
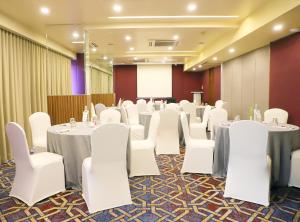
(92, 115, 98, 126)
(273, 117, 278, 125)
(70, 117, 76, 127)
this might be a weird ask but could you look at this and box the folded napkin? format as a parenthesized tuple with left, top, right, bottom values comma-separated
(56, 129, 70, 133)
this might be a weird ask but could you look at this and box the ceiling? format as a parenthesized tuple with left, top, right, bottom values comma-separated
(0, 0, 299, 70)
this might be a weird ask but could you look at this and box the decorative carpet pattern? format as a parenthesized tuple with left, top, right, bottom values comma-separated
(0, 149, 299, 222)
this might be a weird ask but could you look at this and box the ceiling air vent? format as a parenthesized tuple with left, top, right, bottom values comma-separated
(148, 39, 178, 47)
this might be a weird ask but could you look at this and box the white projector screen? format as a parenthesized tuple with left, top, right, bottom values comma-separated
(137, 65, 172, 98)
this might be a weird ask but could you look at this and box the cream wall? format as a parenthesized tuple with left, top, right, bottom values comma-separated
(221, 46, 270, 119)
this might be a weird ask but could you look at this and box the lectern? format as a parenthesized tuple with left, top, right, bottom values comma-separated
(191, 91, 204, 106)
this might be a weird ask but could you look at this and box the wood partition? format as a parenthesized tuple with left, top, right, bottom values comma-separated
(91, 93, 115, 107)
(47, 95, 91, 125)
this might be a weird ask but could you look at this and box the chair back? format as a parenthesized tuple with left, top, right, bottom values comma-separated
(202, 105, 212, 126)
(95, 103, 106, 118)
(6, 122, 32, 169)
(91, 124, 129, 171)
(147, 112, 160, 142)
(147, 101, 154, 112)
(264, 108, 288, 124)
(179, 100, 189, 107)
(126, 104, 139, 125)
(137, 100, 147, 113)
(166, 103, 179, 111)
(120, 105, 129, 124)
(180, 112, 191, 145)
(215, 100, 224, 109)
(182, 102, 197, 123)
(29, 112, 51, 148)
(91, 103, 96, 117)
(137, 99, 146, 104)
(122, 100, 133, 108)
(100, 109, 121, 124)
(209, 108, 228, 139)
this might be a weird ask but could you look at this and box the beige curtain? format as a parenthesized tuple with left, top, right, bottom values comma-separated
(90, 66, 113, 93)
(0, 28, 71, 163)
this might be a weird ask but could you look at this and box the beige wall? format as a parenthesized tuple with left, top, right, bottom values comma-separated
(221, 46, 270, 119)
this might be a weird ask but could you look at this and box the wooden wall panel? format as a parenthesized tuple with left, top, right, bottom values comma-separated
(47, 95, 90, 125)
(91, 93, 115, 107)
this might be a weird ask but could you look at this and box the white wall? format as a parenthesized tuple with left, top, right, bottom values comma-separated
(221, 46, 270, 119)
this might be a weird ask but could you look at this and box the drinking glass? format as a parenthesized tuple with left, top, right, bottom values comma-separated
(70, 117, 76, 127)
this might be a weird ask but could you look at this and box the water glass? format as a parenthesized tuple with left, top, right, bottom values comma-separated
(70, 117, 76, 127)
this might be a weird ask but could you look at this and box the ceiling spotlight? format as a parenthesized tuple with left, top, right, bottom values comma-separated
(198, 64, 202, 68)
(72, 31, 79, 39)
(229, 48, 235, 53)
(103, 56, 108, 60)
(129, 47, 135, 51)
(173, 35, 179, 40)
(187, 3, 197, 12)
(40, 7, 50, 15)
(213, 57, 218, 61)
(290, 27, 300, 33)
(134, 57, 138, 61)
(168, 46, 173, 50)
(273, 24, 283, 32)
(92, 47, 97, 52)
(113, 4, 122, 13)
(192, 67, 196, 71)
(110, 60, 113, 65)
(125, 35, 132, 41)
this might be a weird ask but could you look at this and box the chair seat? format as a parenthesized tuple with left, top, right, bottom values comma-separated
(30, 152, 63, 167)
(131, 140, 154, 150)
(130, 124, 145, 140)
(188, 139, 215, 149)
(190, 122, 206, 129)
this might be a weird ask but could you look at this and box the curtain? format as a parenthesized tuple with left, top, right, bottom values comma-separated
(90, 66, 113, 93)
(0, 28, 71, 163)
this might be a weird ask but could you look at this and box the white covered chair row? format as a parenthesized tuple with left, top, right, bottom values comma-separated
(264, 108, 288, 124)
(190, 105, 212, 139)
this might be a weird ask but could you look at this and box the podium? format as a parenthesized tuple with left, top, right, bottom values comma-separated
(191, 91, 204, 106)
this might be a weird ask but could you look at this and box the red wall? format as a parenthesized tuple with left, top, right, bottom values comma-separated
(200, 66, 221, 104)
(270, 33, 300, 126)
(114, 65, 137, 102)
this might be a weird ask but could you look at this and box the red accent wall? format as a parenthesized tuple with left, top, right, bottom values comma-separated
(114, 65, 137, 102)
(270, 33, 300, 126)
(200, 66, 221, 104)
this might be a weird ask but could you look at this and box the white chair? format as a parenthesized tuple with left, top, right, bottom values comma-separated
(100, 109, 121, 124)
(147, 100, 154, 113)
(29, 112, 51, 152)
(190, 105, 212, 139)
(180, 113, 214, 174)
(156, 109, 180, 154)
(182, 102, 199, 123)
(91, 103, 96, 118)
(289, 149, 300, 188)
(136, 99, 147, 113)
(95, 103, 106, 119)
(82, 123, 132, 213)
(209, 108, 228, 139)
(122, 100, 134, 108)
(126, 104, 145, 140)
(215, 100, 224, 109)
(6, 122, 65, 206)
(166, 103, 179, 111)
(179, 100, 189, 107)
(129, 112, 160, 177)
(224, 120, 271, 206)
(120, 105, 129, 124)
(264, 108, 288, 124)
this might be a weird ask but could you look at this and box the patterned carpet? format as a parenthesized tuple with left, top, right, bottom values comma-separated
(0, 149, 299, 222)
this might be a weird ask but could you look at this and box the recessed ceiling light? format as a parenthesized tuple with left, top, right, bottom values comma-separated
(125, 35, 132, 41)
(129, 47, 135, 51)
(173, 35, 179, 40)
(229, 48, 235, 53)
(198, 64, 202, 68)
(213, 57, 218, 61)
(110, 60, 113, 65)
(168, 46, 173, 50)
(103, 56, 108, 60)
(187, 3, 197, 12)
(113, 4, 122, 13)
(134, 57, 138, 61)
(192, 67, 196, 71)
(273, 24, 284, 32)
(92, 47, 97, 52)
(72, 31, 79, 39)
(290, 27, 300, 33)
(40, 7, 50, 15)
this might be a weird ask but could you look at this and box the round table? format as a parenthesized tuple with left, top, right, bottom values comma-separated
(47, 122, 100, 189)
(213, 121, 300, 186)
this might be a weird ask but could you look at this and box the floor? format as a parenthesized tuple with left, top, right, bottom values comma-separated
(0, 149, 299, 222)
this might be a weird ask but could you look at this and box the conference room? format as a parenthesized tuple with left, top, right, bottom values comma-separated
(0, 0, 300, 221)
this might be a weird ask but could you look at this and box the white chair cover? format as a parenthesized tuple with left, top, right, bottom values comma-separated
(122, 100, 134, 108)
(179, 100, 189, 107)
(215, 100, 224, 109)
(82, 123, 131, 213)
(156, 109, 180, 154)
(224, 120, 271, 206)
(264, 108, 288, 124)
(166, 103, 179, 111)
(100, 109, 121, 124)
(289, 150, 300, 188)
(129, 112, 160, 177)
(137, 99, 147, 113)
(120, 105, 129, 124)
(6, 122, 65, 206)
(147, 100, 154, 113)
(182, 102, 199, 123)
(125, 104, 145, 140)
(180, 113, 214, 174)
(209, 108, 228, 139)
(95, 103, 106, 119)
(29, 112, 51, 152)
(190, 105, 212, 139)
(126, 104, 140, 125)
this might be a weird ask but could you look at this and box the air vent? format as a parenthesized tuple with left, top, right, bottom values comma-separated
(89, 42, 98, 48)
(148, 39, 178, 47)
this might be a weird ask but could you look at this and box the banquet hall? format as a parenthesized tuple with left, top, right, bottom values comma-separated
(0, 0, 300, 221)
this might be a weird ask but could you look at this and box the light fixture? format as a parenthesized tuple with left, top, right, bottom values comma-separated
(187, 3, 197, 12)
(91, 47, 97, 52)
(163, 57, 168, 60)
(198, 64, 202, 68)
(113, 4, 122, 13)
(72, 31, 79, 39)
(103, 56, 108, 60)
(110, 60, 113, 65)
(133, 57, 138, 61)
(213, 57, 218, 61)
(108, 15, 239, 19)
(168, 46, 173, 50)
(40, 7, 50, 15)
(125, 35, 132, 41)
(129, 47, 135, 51)
(290, 27, 300, 33)
(273, 24, 283, 32)
(192, 67, 196, 71)
(173, 35, 179, 40)
(71, 41, 84, 44)
(229, 48, 235, 53)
